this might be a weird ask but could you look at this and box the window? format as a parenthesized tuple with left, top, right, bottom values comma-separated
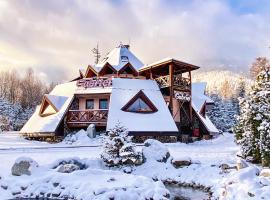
(121, 90, 158, 113)
(86, 99, 94, 109)
(121, 56, 129, 62)
(99, 99, 108, 109)
(126, 98, 152, 112)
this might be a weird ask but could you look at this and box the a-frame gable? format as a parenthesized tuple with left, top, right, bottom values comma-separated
(119, 63, 139, 76)
(39, 95, 59, 117)
(121, 90, 158, 113)
(98, 62, 117, 76)
(85, 65, 98, 78)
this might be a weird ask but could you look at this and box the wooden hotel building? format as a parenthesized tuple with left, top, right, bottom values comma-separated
(21, 44, 218, 141)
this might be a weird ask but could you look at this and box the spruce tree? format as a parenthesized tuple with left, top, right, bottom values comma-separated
(253, 68, 270, 166)
(101, 123, 142, 167)
(235, 61, 270, 166)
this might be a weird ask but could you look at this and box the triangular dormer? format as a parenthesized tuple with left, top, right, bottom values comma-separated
(119, 63, 139, 76)
(121, 90, 158, 113)
(39, 95, 68, 117)
(85, 65, 98, 78)
(98, 62, 117, 77)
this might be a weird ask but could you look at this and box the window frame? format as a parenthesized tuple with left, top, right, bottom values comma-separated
(99, 98, 108, 109)
(85, 99, 94, 110)
(121, 90, 158, 114)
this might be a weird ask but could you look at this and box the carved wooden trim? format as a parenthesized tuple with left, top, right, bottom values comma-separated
(67, 109, 108, 124)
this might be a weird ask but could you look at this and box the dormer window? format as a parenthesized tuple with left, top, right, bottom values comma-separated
(121, 56, 129, 62)
(121, 90, 158, 113)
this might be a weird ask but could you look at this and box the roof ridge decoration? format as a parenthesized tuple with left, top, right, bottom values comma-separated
(121, 90, 158, 113)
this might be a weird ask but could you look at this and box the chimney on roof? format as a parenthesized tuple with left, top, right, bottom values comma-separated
(124, 44, 130, 49)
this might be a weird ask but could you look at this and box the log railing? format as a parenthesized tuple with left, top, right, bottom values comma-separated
(66, 109, 108, 125)
(155, 74, 191, 90)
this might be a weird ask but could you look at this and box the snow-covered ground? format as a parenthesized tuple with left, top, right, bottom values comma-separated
(0, 131, 269, 200)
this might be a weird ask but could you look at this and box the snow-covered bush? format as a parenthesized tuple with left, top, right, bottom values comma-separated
(142, 139, 170, 163)
(101, 123, 142, 167)
(63, 129, 92, 145)
(235, 65, 270, 166)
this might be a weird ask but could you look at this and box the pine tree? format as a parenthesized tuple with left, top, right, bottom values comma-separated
(101, 123, 142, 167)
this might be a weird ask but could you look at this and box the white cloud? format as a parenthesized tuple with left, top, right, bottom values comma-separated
(0, 0, 269, 82)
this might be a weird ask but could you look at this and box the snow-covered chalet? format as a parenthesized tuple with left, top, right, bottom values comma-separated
(21, 44, 218, 141)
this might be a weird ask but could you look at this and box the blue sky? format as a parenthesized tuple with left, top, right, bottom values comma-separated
(0, 0, 270, 82)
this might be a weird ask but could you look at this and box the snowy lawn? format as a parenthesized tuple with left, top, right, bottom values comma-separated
(0, 132, 269, 199)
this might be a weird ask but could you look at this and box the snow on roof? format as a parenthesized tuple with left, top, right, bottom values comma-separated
(192, 82, 214, 104)
(96, 45, 144, 71)
(139, 57, 173, 71)
(75, 87, 112, 95)
(20, 82, 77, 134)
(191, 82, 218, 134)
(107, 78, 178, 133)
(21, 80, 112, 134)
(45, 95, 68, 111)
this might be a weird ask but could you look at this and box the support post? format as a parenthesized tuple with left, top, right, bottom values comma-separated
(188, 70, 192, 123)
(150, 67, 153, 79)
(169, 63, 174, 111)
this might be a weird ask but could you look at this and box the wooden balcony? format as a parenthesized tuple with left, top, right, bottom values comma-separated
(66, 109, 108, 127)
(155, 74, 191, 91)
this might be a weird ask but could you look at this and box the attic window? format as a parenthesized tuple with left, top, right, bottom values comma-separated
(39, 97, 58, 117)
(121, 56, 129, 62)
(121, 90, 158, 113)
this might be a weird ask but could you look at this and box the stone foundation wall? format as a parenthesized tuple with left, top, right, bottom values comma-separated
(132, 135, 178, 143)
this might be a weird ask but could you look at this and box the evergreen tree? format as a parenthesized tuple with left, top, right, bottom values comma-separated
(101, 123, 142, 167)
(235, 59, 270, 166)
(253, 68, 270, 166)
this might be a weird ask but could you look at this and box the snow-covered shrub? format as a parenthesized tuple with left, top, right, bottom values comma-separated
(63, 129, 92, 145)
(101, 123, 142, 167)
(142, 139, 170, 163)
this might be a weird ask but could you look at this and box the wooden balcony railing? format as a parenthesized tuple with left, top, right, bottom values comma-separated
(155, 74, 191, 90)
(66, 109, 108, 126)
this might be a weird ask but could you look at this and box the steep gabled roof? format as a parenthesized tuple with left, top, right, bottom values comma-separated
(107, 78, 178, 133)
(192, 82, 214, 104)
(191, 82, 218, 134)
(96, 44, 144, 72)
